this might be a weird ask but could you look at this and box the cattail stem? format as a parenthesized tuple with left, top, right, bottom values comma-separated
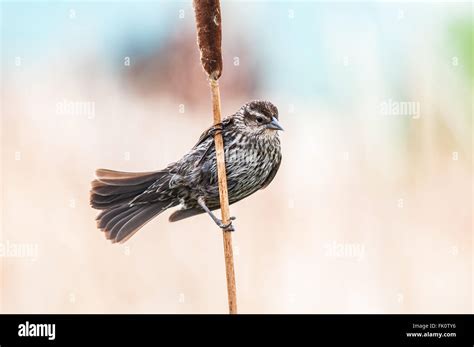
(210, 79, 237, 314)
(193, 0, 237, 314)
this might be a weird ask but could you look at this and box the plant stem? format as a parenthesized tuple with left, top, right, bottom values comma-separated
(210, 78, 237, 314)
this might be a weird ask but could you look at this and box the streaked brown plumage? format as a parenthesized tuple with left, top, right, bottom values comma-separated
(90, 100, 283, 243)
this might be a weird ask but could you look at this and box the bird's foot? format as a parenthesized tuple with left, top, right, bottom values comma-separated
(196, 196, 236, 232)
(210, 123, 223, 136)
(218, 216, 236, 232)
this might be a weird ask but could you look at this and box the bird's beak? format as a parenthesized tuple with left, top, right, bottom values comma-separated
(267, 117, 284, 131)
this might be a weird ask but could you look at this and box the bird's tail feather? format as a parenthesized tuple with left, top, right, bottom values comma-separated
(96, 203, 168, 243)
(169, 207, 206, 222)
(91, 168, 171, 243)
(90, 169, 165, 210)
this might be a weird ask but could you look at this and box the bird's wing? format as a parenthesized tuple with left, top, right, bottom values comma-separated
(191, 117, 233, 166)
(193, 116, 232, 148)
(260, 153, 282, 190)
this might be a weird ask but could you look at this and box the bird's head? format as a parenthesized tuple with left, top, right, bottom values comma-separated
(234, 100, 283, 137)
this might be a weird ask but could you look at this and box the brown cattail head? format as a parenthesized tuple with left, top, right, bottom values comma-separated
(193, 0, 223, 80)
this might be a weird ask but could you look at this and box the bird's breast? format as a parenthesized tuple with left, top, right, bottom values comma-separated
(223, 134, 280, 196)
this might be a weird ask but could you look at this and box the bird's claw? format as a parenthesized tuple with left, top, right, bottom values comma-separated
(218, 216, 236, 232)
(211, 123, 223, 136)
(196, 196, 236, 232)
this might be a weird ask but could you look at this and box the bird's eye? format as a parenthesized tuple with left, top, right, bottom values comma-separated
(256, 116, 264, 123)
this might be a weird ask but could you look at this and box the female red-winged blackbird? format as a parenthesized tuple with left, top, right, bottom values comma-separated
(91, 100, 283, 243)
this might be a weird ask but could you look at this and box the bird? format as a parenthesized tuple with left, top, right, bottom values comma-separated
(90, 100, 283, 243)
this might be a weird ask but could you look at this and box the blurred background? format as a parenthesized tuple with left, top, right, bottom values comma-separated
(0, 1, 472, 313)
